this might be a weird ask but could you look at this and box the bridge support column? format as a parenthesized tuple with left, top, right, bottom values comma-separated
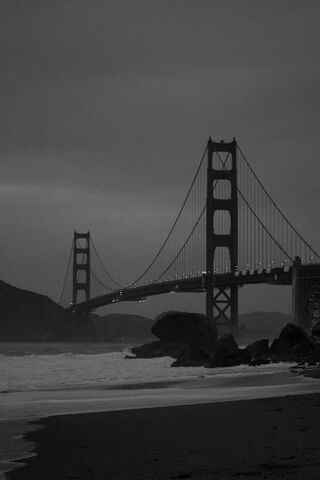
(72, 231, 91, 306)
(206, 138, 238, 334)
(292, 256, 320, 330)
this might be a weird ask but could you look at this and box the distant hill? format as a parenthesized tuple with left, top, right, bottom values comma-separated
(0, 279, 154, 341)
(238, 311, 292, 343)
(0, 279, 68, 341)
(92, 313, 155, 341)
(0, 279, 291, 342)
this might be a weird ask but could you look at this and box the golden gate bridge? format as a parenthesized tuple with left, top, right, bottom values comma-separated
(59, 138, 320, 333)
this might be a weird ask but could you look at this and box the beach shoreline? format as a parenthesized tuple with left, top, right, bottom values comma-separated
(1, 366, 320, 479)
(5, 392, 320, 479)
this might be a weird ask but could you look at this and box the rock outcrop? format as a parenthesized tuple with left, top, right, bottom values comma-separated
(171, 347, 210, 367)
(152, 311, 217, 356)
(131, 311, 217, 366)
(245, 339, 269, 360)
(131, 340, 188, 359)
(208, 334, 251, 368)
(130, 315, 320, 368)
(270, 323, 315, 360)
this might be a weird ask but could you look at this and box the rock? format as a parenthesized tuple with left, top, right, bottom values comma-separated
(152, 311, 217, 357)
(249, 358, 270, 366)
(245, 339, 269, 360)
(131, 340, 188, 359)
(208, 334, 251, 368)
(171, 347, 210, 367)
(270, 323, 315, 360)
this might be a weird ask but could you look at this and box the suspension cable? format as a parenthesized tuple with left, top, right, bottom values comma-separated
(237, 144, 320, 259)
(151, 153, 231, 282)
(58, 240, 73, 305)
(216, 152, 294, 263)
(128, 144, 208, 286)
(90, 236, 123, 288)
(153, 205, 206, 282)
(90, 268, 115, 291)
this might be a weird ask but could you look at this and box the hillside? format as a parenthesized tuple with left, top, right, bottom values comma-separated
(92, 314, 155, 341)
(0, 279, 291, 342)
(0, 279, 93, 341)
(238, 311, 292, 343)
(0, 279, 154, 341)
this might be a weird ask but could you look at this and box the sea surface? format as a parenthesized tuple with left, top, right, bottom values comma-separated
(0, 341, 211, 393)
(1, 341, 320, 479)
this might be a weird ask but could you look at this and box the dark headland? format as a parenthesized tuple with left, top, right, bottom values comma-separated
(0, 278, 291, 343)
(0, 279, 154, 342)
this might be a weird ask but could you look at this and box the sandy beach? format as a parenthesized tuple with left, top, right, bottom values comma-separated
(6, 392, 320, 480)
(2, 358, 320, 479)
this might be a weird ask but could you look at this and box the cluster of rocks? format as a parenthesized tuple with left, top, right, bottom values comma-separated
(129, 311, 320, 368)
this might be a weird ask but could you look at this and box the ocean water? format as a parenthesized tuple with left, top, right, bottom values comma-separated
(0, 341, 305, 395)
(1, 341, 320, 479)
(0, 341, 211, 394)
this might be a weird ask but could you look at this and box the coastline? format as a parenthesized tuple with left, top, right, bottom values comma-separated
(1, 365, 320, 479)
(6, 393, 320, 479)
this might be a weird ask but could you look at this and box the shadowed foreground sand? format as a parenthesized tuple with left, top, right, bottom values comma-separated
(7, 393, 320, 479)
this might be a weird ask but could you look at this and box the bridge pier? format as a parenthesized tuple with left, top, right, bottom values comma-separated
(292, 256, 320, 330)
(206, 138, 238, 334)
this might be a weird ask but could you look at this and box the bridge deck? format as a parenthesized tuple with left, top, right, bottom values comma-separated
(69, 267, 293, 313)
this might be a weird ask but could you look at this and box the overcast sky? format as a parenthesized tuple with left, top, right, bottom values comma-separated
(0, 0, 319, 317)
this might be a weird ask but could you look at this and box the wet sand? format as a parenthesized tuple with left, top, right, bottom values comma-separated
(7, 393, 320, 479)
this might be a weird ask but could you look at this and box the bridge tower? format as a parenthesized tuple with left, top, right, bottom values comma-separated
(206, 138, 238, 333)
(72, 231, 91, 305)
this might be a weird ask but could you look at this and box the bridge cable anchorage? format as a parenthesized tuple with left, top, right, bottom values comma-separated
(216, 151, 294, 265)
(58, 239, 74, 305)
(153, 153, 231, 283)
(237, 144, 320, 261)
(90, 236, 123, 288)
(128, 144, 208, 287)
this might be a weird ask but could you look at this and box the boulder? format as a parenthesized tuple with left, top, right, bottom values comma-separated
(171, 347, 210, 367)
(248, 358, 270, 366)
(208, 334, 251, 368)
(131, 340, 188, 359)
(270, 323, 315, 360)
(152, 311, 217, 357)
(245, 339, 269, 360)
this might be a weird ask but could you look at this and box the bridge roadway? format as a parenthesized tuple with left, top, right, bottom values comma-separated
(70, 266, 292, 313)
